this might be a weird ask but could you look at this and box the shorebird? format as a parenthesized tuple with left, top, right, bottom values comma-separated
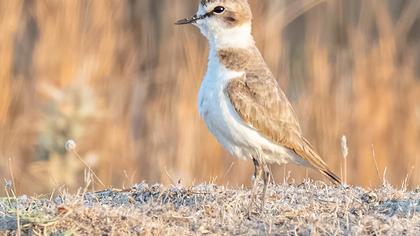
(176, 0, 341, 213)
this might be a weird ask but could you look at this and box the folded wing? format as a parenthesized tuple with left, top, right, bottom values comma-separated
(224, 49, 340, 184)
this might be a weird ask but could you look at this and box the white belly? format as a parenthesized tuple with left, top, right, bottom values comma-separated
(197, 57, 305, 165)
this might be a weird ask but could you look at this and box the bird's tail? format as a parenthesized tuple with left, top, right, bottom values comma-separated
(298, 137, 342, 185)
(319, 167, 341, 185)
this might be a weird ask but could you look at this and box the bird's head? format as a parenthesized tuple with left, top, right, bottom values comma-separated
(176, 0, 254, 49)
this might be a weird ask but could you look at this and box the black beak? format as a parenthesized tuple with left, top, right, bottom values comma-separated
(175, 14, 200, 25)
(175, 12, 212, 25)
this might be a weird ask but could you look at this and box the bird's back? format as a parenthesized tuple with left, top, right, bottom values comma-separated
(220, 45, 340, 184)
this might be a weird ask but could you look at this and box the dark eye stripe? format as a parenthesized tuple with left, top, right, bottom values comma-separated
(225, 16, 236, 22)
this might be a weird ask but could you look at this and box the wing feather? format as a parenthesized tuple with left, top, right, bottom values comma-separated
(223, 48, 340, 184)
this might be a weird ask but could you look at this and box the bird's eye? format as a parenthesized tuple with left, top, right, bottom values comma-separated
(213, 6, 225, 14)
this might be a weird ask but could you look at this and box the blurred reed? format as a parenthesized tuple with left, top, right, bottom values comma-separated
(0, 0, 419, 194)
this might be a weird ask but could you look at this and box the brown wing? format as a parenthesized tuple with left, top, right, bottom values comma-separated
(224, 48, 340, 184)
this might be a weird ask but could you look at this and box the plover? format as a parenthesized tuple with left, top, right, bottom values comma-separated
(176, 0, 341, 212)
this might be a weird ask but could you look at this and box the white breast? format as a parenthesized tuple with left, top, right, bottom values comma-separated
(198, 50, 305, 165)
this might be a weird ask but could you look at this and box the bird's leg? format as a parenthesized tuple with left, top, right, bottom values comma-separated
(260, 163, 270, 212)
(248, 158, 262, 217)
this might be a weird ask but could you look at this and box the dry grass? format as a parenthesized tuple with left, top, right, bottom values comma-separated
(0, 0, 419, 194)
(1, 181, 419, 235)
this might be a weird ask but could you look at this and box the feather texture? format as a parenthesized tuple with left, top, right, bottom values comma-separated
(223, 47, 341, 184)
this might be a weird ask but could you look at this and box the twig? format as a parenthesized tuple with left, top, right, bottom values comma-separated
(65, 140, 106, 189)
(72, 150, 105, 188)
(340, 136, 349, 184)
(371, 144, 381, 184)
(163, 166, 176, 185)
(8, 158, 21, 236)
(222, 162, 235, 179)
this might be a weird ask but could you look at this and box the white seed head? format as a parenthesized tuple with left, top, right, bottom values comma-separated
(4, 179, 12, 189)
(65, 139, 77, 151)
(340, 135, 348, 159)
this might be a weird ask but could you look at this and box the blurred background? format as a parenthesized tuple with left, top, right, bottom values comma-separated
(0, 0, 419, 194)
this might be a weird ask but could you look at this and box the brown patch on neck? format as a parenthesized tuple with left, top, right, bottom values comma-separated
(223, 9, 251, 27)
(218, 48, 251, 71)
(223, 11, 249, 27)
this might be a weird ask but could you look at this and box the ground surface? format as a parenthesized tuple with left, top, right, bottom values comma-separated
(1, 181, 419, 235)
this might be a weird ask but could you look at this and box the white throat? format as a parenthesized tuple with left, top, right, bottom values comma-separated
(209, 23, 254, 49)
(196, 18, 254, 50)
